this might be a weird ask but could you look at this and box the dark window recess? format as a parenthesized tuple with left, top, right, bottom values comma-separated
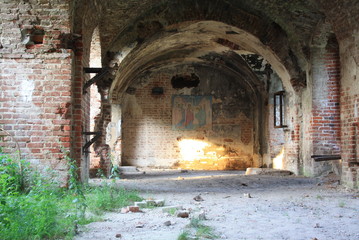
(126, 87, 136, 95)
(151, 87, 164, 95)
(31, 29, 45, 44)
(21, 28, 44, 46)
(171, 73, 200, 89)
(274, 91, 287, 128)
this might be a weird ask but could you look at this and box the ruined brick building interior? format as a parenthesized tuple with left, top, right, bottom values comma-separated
(0, 0, 358, 188)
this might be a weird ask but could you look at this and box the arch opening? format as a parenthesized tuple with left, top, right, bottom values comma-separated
(105, 20, 300, 173)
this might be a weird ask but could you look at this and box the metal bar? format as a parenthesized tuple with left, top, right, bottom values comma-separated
(313, 156, 341, 162)
(82, 131, 101, 135)
(311, 155, 341, 158)
(83, 68, 110, 94)
(82, 132, 102, 154)
(83, 67, 103, 73)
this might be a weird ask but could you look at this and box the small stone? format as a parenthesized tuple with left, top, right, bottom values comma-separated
(177, 211, 189, 218)
(314, 223, 322, 228)
(129, 206, 141, 212)
(115, 233, 122, 238)
(135, 223, 144, 228)
(120, 207, 129, 214)
(154, 199, 165, 207)
(134, 201, 147, 208)
(162, 206, 183, 213)
(164, 221, 172, 226)
(181, 170, 188, 173)
(244, 193, 252, 198)
(193, 195, 204, 201)
(145, 200, 156, 207)
(192, 211, 206, 220)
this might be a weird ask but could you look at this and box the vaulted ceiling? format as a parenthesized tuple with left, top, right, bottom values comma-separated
(75, 0, 331, 102)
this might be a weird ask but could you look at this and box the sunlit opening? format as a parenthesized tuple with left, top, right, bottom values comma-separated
(178, 139, 209, 161)
(273, 147, 284, 169)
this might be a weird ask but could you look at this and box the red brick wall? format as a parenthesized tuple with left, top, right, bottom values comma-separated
(317, 0, 359, 187)
(0, 0, 73, 182)
(311, 37, 341, 156)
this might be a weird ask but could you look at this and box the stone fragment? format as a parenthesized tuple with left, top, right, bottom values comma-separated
(177, 211, 189, 218)
(193, 195, 204, 201)
(154, 199, 165, 207)
(146, 200, 156, 207)
(314, 223, 322, 228)
(244, 193, 252, 198)
(161, 206, 183, 213)
(135, 223, 144, 228)
(164, 220, 172, 226)
(120, 207, 129, 214)
(128, 206, 141, 212)
(134, 201, 147, 208)
(192, 211, 206, 220)
(115, 233, 122, 238)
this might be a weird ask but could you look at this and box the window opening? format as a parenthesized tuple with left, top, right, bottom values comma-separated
(274, 91, 287, 128)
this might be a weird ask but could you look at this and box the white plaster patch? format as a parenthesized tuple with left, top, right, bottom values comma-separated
(21, 79, 35, 102)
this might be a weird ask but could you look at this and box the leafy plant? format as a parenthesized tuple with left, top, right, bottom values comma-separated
(0, 149, 142, 240)
(109, 164, 121, 179)
(0, 153, 30, 196)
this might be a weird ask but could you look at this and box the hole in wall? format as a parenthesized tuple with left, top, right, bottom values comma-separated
(171, 73, 200, 89)
(21, 27, 44, 47)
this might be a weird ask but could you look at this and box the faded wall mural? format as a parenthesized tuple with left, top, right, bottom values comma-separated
(172, 95, 212, 130)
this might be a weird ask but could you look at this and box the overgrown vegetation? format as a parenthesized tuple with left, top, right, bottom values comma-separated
(0, 150, 142, 240)
(177, 217, 219, 240)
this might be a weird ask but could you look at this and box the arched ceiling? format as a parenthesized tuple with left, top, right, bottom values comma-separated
(76, 0, 328, 102)
(109, 20, 293, 103)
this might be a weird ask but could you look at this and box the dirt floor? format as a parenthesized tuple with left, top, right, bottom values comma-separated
(75, 169, 359, 240)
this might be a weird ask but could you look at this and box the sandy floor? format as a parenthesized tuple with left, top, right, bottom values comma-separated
(75, 169, 359, 240)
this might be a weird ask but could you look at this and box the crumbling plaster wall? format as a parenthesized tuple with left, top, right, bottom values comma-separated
(120, 67, 261, 170)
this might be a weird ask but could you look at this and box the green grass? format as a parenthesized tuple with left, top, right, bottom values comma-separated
(177, 217, 219, 240)
(338, 201, 346, 208)
(178, 231, 191, 240)
(316, 195, 324, 200)
(0, 151, 142, 240)
(86, 183, 143, 215)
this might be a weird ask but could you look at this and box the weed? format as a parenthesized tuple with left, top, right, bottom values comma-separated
(167, 207, 177, 216)
(178, 217, 218, 240)
(196, 225, 218, 239)
(338, 201, 346, 208)
(178, 231, 191, 240)
(316, 195, 324, 200)
(0, 150, 142, 240)
(189, 217, 202, 228)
